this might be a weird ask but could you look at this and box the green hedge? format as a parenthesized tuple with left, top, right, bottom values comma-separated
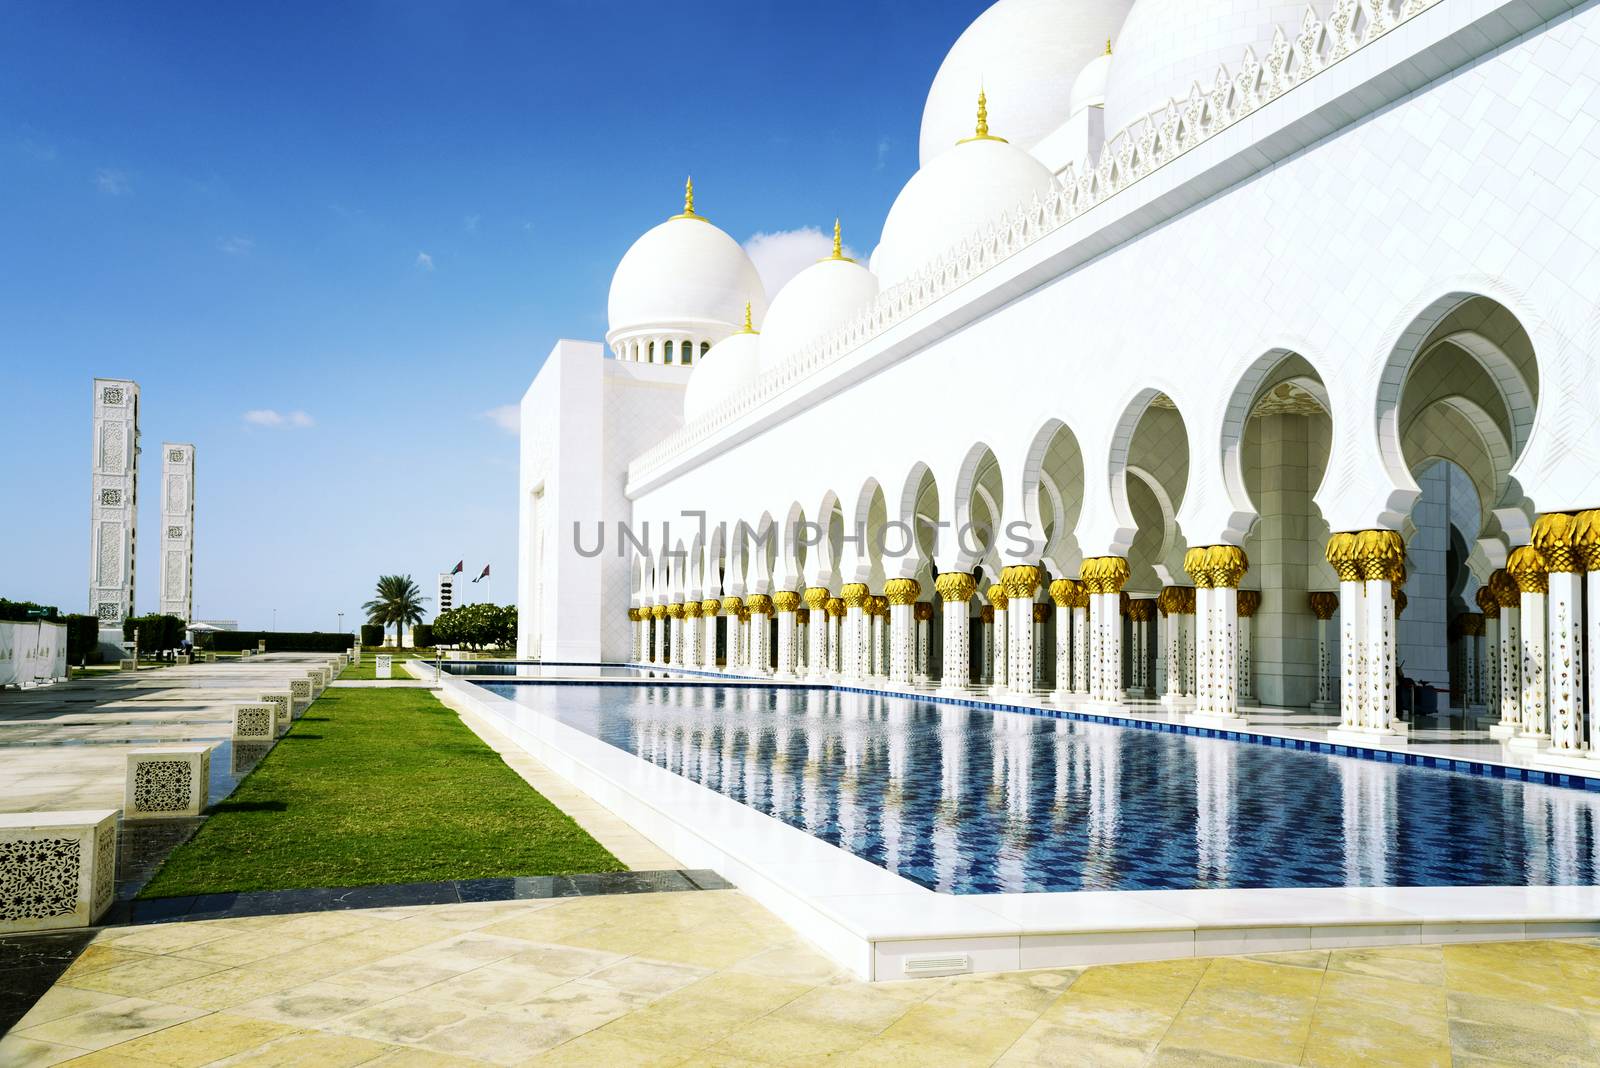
(411, 623, 434, 648)
(0, 598, 59, 623)
(212, 631, 355, 653)
(360, 623, 384, 646)
(65, 615, 99, 664)
(124, 614, 188, 653)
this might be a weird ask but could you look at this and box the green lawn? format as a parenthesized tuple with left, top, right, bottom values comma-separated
(140, 686, 622, 897)
(337, 648, 433, 680)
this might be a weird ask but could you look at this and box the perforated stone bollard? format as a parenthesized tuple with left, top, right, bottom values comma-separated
(118, 659, 136, 671)
(288, 676, 313, 715)
(232, 702, 277, 742)
(376, 654, 392, 679)
(307, 667, 328, 695)
(124, 747, 210, 819)
(0, 810, 119, 932)
(260, 691, 293, 735)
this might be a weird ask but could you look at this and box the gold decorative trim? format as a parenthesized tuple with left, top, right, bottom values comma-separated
(1506, 546, 1549, 594)
(1308, 591, 1338, 620)
(1532, 512, 1585, 573)
(803, 586, 831, 610)
(841, 583, 870, 609)
(934, 571, 976, 603)
(772, 591, 800, 613)
(885, 578, 921, 606)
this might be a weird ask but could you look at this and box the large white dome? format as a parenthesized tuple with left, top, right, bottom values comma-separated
(683, 328, 761, 422)
(607, 195, 767, 345)
(758, 251, 879, 374)
(874, 136, 1057, 289)
(1103, 0, 1303, 140)
(919, 0, 1134, 168)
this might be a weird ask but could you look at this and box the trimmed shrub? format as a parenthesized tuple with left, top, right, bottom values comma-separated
(64, 615, 99, 664)
(360, 623, 385, 646)
(0, 599, 59, 623)
(412, 623, 434, 648)
(124, 614, 187, 653)
(212, 631, 355, 654)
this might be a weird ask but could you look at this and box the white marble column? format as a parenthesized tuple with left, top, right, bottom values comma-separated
(701, 599, 720, 671)
(1050, 578, 1077, 703)
(1072, 602, 1090, 695)
(804, 588, 831, 681)
(842, 584, 870, 682)
(1003, 567, 1041, 697)
(1325, 531, 1406, 744)
(1160, 592, 1184, 706)
(652, 608, 667, 667)
(1082, 557, 1129, 705)
(915, 604, 932, 683)
(828, 604, 844, 676)
(870, 600, 889, 681)
(979, 607, 994, 684)
(886, 579, 920, 686)
(988, 584, 1009, 693)
(1185, 546, 1248, 726)
(720, 597, 741, 673)
(668, 604, 685, 667)
(1509, 547, 1549, 747)
(629, 609, 642, 661)
(1236, 590, 1259, 703)
(1309, 591, 1337, 710)
(773, 592, 800, 679)
(1588, 539, 1600, 757)
(936, 573, 975, 693)
(1545, 567, 1584, 753)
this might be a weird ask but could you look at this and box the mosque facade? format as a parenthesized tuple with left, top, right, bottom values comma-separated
(518, 0, 1600, 771)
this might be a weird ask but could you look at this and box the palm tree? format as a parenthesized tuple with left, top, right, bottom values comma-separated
(362, 574, 429, 648)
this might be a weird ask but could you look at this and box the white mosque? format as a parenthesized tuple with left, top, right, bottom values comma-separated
(518, 0, 1600, 770)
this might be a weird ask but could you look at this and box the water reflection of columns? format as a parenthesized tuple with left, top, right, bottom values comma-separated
(1084, 726, 1121, 878)
(1191, 737, 1234, 886)
(936, 573, 976, 692)
(1339, 758, 1396, 886)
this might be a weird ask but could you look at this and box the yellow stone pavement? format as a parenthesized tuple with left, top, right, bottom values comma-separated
(4, 891, 1600, 1067)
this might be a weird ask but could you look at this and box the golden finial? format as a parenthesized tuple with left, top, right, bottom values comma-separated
(957, 87, 1007, 145)
(820, 217, 856, 264)
(1105, 38, 1112, 56)
(671, 175, 707, 222)
(739, 301, 758, 334)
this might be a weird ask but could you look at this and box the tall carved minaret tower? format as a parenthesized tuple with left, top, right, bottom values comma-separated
(90, 378, 140, 654)
(160, 443, 196, 623)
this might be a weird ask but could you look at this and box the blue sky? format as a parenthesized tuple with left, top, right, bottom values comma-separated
(0, 0, 982, 632)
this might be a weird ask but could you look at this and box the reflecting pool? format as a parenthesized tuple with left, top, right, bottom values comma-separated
(442, 662, 681, 679)
(479, 681, 1600, 894)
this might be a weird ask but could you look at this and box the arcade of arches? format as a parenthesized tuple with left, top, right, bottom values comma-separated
(628, 300, 1600, 769)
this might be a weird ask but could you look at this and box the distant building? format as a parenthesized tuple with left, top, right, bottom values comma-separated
(193, 619, 237, 631)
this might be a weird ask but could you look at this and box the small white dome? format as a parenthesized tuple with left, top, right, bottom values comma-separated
(607, 188, 767, 347)
(758, 254, 879, 374)
(919, 0, 1134, 168)
(874, 136, 1057, 289)
(683, 329, 761, 422)
(1070, 50, 1112, 115)
(1103, 0, 1299, 140)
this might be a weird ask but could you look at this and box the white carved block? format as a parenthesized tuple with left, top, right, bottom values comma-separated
(124, 746, 209, 819)
(231, 702, 277, 742)
(0, 810, 119, 932)
(260, 691, 292, 735)
(118, 659, 136, 671)
(376, 654, 392, 679)
(288, 676, 313, 713)
(308, 667, 328, 692)
(257, 639, 266, 653)
(239, 649, 251, 659)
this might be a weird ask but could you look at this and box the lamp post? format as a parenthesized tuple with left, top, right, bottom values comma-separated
(337, 611, 344, 635)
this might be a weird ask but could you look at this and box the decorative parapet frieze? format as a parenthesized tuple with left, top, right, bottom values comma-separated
(627, 0, 1444, 487)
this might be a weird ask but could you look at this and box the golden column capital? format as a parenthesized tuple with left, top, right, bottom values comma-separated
(1032, 602, 1049, 624)
(1324, 532, 1361, 582)
(701, 597, 721, 615)
(1081, 556, 1129, 595)
(1532, 511, 1586, 573)
(802, 586, 831, 611)
(666, 602, 684, 619)
(1506, 545, 1548, 593)
(1353, 529, 1405, 583)
(1575, 509, 1600, 571)
(746, 593, 773, 614)
(1207, 545, 1249, 588)
(825, 597, 846, 618)
(885, 578, 921, 606)
(1001, 564, 1042, 600)
(736, 607, 750, 623)
(870, 595, 889, 616)
(772, 591, 800, 613)
(1487, 569, 1518, 608)
(1183, 546, 1213, 589)
(979, 604, 995, 624)
(1308, 591, 1338, 620)
(1394, 589, 1408, 617)
(841, 583, 870, 609)
(796, 608, 810, 624)
(627, 608, 639, 622)
(914, 601, 934, 622)
(1474, 585, 1499, 618)
(934, 571, 976, 603)
(650, 604, 667, 619)
(1048, 578, 1074, 607)
(985, 584, 1009, 610)
(721, 596, 743, 614)
(1236, 589, 1261, 618)
(684, 601, 701, 619)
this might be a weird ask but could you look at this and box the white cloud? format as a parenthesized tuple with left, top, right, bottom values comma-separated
(219, 235, 254, 256)
(742, 227, 862, 296)
(415, 250, 434, 270)
(243, 409, 314, 428)
(482, 404, 520, 435)
(96, 168, 130, 196)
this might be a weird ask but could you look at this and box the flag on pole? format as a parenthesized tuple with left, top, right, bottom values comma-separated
(449, 560, 463, 575)
(473, 564, 491, 583)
